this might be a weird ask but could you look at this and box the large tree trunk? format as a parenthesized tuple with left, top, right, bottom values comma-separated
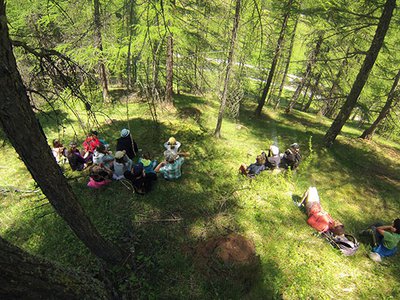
(275, 14, 299, 110)
(0, 236, 108, 300)
(286, 34, 323, 113)
(0, 1, 126, 265)
(214, 0, 241, 138)
(94, 0, 109, 102)
(255, 0, 293, 116)
(360, 69, 400, 140)
(323, 0, 396, 147)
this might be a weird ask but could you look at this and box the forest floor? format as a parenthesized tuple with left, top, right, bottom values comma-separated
(1, 91, 400, 299)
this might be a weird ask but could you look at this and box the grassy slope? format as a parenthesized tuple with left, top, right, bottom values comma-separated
(0, 92, 399, 299)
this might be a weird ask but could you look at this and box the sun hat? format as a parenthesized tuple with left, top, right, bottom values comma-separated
(270, 145, 279, 156)
(164, 150, 177, 162)
(121, 128, 130, 138)
(114, 150, 126, 159)
(168, 136, 177, 145)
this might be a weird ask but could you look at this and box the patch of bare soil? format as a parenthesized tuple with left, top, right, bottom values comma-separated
(193, 233, 261, 292)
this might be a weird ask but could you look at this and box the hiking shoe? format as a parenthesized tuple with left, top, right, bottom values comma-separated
(368, 252, 382, 262)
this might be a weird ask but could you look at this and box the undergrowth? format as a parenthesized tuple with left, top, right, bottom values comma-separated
(0, 91, 399, 299)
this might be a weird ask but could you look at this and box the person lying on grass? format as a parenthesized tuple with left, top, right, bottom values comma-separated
(155, 150, 189, 180)
(360, 219, 400, 262)
(299, 187, 345, 236)
(124, 163, 157, 194)
(280, 143, 301, 170)
(239, 154, 266, 178)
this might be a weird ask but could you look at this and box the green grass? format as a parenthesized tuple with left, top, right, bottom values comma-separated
(1, 91, 400, 299)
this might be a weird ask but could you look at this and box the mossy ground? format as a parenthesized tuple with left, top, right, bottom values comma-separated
(1, 91, 399, 299)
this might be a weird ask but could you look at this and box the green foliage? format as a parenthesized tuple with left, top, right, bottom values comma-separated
(1, 92, 400, 298)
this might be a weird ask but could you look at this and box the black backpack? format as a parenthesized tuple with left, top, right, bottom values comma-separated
(322, 232, 359, 256)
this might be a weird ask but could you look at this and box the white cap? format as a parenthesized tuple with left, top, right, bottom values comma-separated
(121, 128, 130, 137)
(270, 145, 279, 156)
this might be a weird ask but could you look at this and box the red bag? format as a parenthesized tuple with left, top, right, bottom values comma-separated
(307, 211, 334, 232)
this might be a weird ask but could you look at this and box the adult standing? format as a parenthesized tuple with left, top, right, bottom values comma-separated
(116, 128, 138, 160)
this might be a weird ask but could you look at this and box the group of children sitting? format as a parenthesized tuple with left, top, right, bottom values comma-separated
(51, 130, 189, 194)
(239, 142, 301, 177)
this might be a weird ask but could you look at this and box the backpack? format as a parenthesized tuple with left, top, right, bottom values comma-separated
(322, 232, 359, 256)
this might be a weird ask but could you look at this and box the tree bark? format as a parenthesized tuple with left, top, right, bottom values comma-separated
(0, 236, 108, 300)
(303, 72, 321, 111)
(323, 0, 396, 147)
(94, 0, 109, 102)
(0, 1, 126, 265)
(360, 69, 400, 140)
(255, 0, 293, 116)
(165, 32, 174, 104)
(275, 13, 299, 110)
(214, 0, 241, 138)
(286, 34, 323, 113)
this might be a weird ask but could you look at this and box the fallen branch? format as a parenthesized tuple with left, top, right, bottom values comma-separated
(133, 218, 183, 223)
(0, 187, 40, 194)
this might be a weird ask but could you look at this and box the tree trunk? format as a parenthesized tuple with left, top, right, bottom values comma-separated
(214, 0, 241, 138)
(360, 68, 400, 140)
(94, 0, 109, 102)
(165, 32, 174, 104)
(255, 0, 293, 116)
(0, 236, 108, 300)
(323, 0, 396, 147)
(0, 2, 126, 265)
(275, 14, 299, 110)
(319, 48, 350, 117)
(303, 72, 321, 111)
(286, 34, 323, 113)
(126, 0, 135, 90)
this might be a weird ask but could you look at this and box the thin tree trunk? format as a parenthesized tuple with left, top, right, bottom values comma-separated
(126, 0, 135, 90)
(319, 48, 350, 116)
(360, 69, 400, 140)
(303, 72, 321, 111)
(0, 2, 126, 265)
(214, 0, 241, 138)
(275, 14, 299, 110)
(286, 34, 323, 113)
(165, 32, 174, 103)
(94, 0, 109, 102)
(255, 0, 293, 116)
(0, 236, 108, 300)
(324, 0, 396, 147)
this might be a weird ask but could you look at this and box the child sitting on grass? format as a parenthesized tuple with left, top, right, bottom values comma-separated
(87, 164, 113, 188)
(124, 163, 157, 194)
(155, 150, 189, 180)
(360, 219, 400, 262)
